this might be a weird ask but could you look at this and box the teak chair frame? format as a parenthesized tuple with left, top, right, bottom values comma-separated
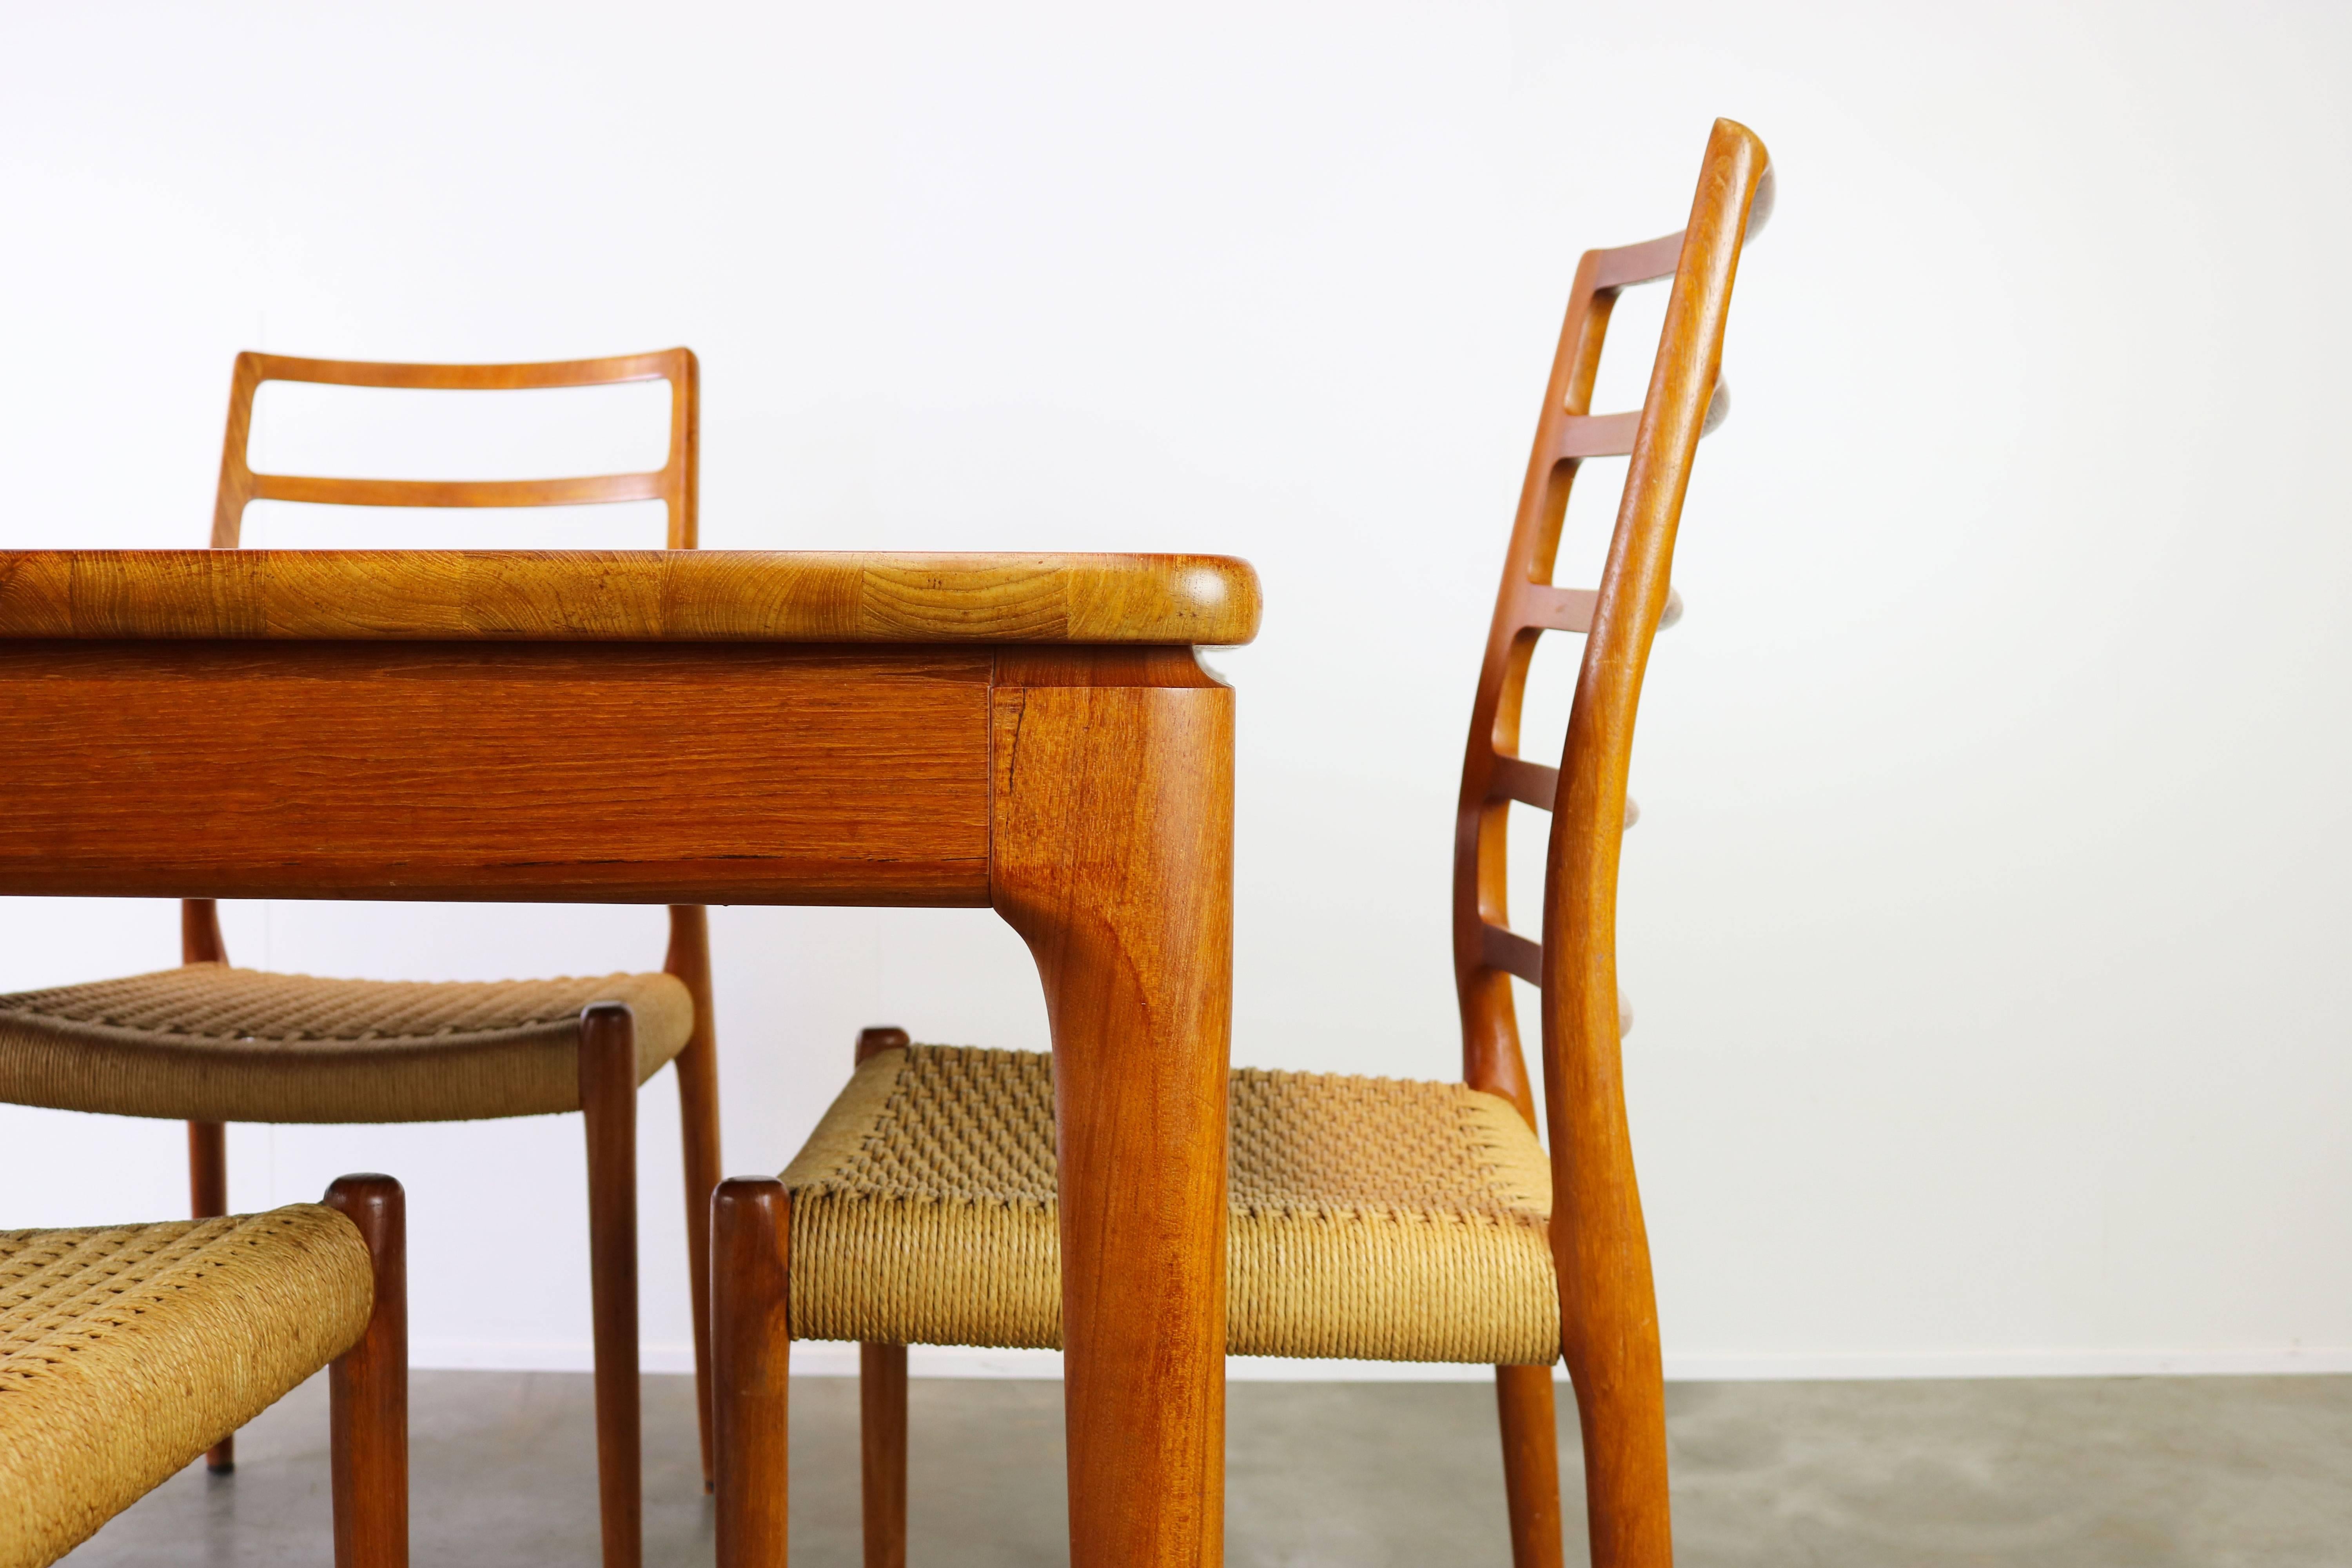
(1451, 120, 1771, 1568)
(0, 1173, 408, 1568)
(209, 348, 699, 549)
(180, 348, 720, 1557)
(705, 120, 1771, 1568)
(325, 1173, 410, 1568)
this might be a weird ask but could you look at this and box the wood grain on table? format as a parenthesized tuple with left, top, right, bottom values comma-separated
(0, 550, 1261, 645)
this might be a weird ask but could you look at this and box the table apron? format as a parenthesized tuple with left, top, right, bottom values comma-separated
(0, 641, 994, 904)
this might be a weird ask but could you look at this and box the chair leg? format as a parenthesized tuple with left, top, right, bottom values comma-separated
(666, 905, 724, 1494)
(848, 1028, 911, 1566)
(713, 1177, 791, 1568)
(860, 1343, 908, 1568)
(1495, 1363, 1566, 1568)
(580, 1003, 644, 1568)
(187, 890, 235, 1473)
(188, 1118, 235, 1473)
(326, 1173, 408, 1568)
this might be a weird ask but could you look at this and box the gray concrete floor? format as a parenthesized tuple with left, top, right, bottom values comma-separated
(62, 1371, 2352, 1566)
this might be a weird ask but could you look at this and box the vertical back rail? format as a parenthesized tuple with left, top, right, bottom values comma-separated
(1539, 119, 1771, 1568)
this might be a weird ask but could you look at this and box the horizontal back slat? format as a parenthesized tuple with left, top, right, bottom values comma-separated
(245, 350, 685, 392)
(1592, 232, 1685, 290)
(251, 473, 669, 510)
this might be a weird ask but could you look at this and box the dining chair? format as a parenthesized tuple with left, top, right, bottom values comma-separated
(0, 349, 717, 1567)
(704, 119, 1773, 1568)
(0, 1174, 407, 1568)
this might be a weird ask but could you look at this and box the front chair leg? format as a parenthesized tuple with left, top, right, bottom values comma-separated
(580, 1003, 644, 1568)
(713, 1176, 791, 1568)
(860, 1343, 908, 1568)
(1495, 1363, 1566, 1568)
(326, 1173, 408, 1568)
(851, 1025, 913, 1566)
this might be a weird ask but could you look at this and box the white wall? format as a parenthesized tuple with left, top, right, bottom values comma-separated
(1, 0, 2346, 1380)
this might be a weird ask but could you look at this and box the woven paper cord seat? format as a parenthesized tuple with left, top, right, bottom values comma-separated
(784, 1045, 1560, 1364)
(0, 964, 693, 1124)
(0, 1204, 373, 1568)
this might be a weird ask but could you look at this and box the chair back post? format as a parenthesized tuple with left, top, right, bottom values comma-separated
(667, 348, 700, 548)
(211, 353, 267, 548)
(1536, 119, 1770, 1568)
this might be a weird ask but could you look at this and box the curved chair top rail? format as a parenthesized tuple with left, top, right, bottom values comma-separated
(1450, 119, 1769, 1122)
(213, 348, 700, 550)
(0, 549, 1261, 645)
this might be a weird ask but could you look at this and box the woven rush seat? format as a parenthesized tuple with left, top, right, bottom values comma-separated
(0, 964, 693, 1124)
(0, 1205, 373, 1568)
(784, 1045, 1561, 1364)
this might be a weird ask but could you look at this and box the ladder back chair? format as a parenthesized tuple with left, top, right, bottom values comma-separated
(1453, 122, 1769, 1568)
(704, 122, 1771, 1568)
(0, 348, 713, 1568)
(0, 1174, 407, 1568)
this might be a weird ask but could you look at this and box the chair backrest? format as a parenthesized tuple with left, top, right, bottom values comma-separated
(187, 347, 702, 969)
(209, 347, 700, 548)
(1448, 119, 1771, 1566)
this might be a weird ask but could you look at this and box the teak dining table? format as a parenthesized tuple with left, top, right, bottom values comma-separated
(0, 547, 1259, 1568)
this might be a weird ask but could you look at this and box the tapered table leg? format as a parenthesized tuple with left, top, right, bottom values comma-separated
(991, 652, 1232, 1568)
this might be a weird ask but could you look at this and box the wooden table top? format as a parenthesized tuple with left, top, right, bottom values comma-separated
(0, 550, 1261, 645)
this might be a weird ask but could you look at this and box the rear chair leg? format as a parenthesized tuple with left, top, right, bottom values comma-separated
(580, 1003, 644, 1568)
(184, 897, 236, 1474)
(189, 1118, 234, 1472)
(666, 905, 725, 1495)
(1495, 1362, 1566, 1568)
(713, 1177, 792, 1568)
(326, 1173, 408, 1568)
